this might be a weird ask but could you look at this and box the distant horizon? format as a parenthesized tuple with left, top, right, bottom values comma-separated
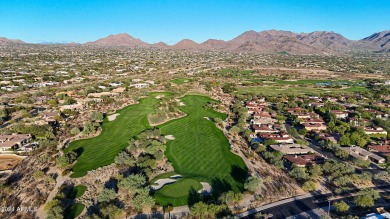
(2, 29, 390, 45)
(1, 0, 389, 44)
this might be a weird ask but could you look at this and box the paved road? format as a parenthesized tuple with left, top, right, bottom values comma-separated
(238, 185, 390, 218)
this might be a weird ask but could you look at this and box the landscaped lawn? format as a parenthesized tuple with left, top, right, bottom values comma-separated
(64, 203, 85, 219)
(153, 95, 248, 206)
(153, 178, 202, 206)
(66, 185, 87, 199)
(65, 93, 166, 177)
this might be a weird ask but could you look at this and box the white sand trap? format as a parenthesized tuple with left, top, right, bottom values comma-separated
(175, 99, 185, 106)
(150, 178, 177, 190)
(107, 113, 120, 121)
(170, 174, 182, 179)
(198, 182, 212, 195)
(165, 135, 175, 140)
(156, 95, 165, 99)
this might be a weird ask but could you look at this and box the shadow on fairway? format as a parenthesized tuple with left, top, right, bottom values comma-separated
(211, 178, 232, 198)
(187, 186, 202, 206)
(230, 165, 249, 184)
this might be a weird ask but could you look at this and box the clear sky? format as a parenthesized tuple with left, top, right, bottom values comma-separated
(0, 0, 389, 44)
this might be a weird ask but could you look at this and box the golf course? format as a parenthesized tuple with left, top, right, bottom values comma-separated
(65, 93, 164, 177)
(65, 93, 247, 206)
(153, 95, 248, 206)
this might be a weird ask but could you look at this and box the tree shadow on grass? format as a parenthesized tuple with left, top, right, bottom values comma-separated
(211, 178, 232, 198)
(230, 165, 249, 185)
(188, 186, 202, 206)
(71, 147, 84, 159)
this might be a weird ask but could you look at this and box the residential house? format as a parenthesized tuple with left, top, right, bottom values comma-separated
(260, 133, 294, 144)
(0, 134, 32, 151)
(330, 110, 349, 119)
(284, 154, 325, 167)
(303, 123, 327, 131)
(253, 125, 279, 134)
(270, 143, 315, 155)
(341, 146, 385, 164)
(364, 127, 388, 135)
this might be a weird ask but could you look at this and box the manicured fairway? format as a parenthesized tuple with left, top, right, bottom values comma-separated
(65, 93, 164, 177)
(154, 95, 248, 206)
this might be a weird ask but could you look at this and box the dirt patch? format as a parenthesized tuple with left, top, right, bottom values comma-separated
(0, 155, 24, 171)
(107, 113, 119, 121)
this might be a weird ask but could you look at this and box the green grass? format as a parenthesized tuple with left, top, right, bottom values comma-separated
(65, 93, 167, 177)
(64, 203, 85, 219)
(66, 185, 87, 199)
(238, 85, 368, 95)
(171, 78, 192, 84)
(153, 95, 248, 206)
(153, 178, 202, 206)
(275, 79, 332, 85)
(345, 86, 369, 92)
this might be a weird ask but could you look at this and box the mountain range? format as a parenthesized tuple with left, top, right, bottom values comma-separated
(2, 30, 390, 54)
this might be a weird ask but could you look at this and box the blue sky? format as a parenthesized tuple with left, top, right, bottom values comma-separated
(0, 0, 389, 44)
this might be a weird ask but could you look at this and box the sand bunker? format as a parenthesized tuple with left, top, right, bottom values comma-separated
(198, 182, 212, 195)
(156, 95, 165, 99)
(107, 113, 120, 121)
(150, 179, 177, 190)
(150, 174, 183, 191)
(165, 135, 175, 140)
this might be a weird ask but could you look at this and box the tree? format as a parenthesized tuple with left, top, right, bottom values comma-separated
(46, 205, 63, 219)
(302, 180, 317, 192)
(229, 126, 241, 134)
(100, 204, 124, 219)
(132, 188, 155, 211)
(56, 155, 70, 170)
(218, 191, 243, 205)
(354, 188, 380, 208)
(222, 83, 237, 94)
(98, 188, 117, 203)
(63, 97, 76, 105)
(190, 202, 228, 218)
(289, 166, 309, 181)
(335, 148, 349, 160)
(353, 158, 370, 168)
(114, 151, 136, 166)
(91, 111, 104, 121)
(354, 194, 375, 208)
(118, 174, 146, 195)
(244, 176, 263, 193)
(308, 165, 322, 179)
(339, 135, 351, 146)
(333, 200, 350, 213)
(70, 127, 80, 136)
(33, 170, 45, 179)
